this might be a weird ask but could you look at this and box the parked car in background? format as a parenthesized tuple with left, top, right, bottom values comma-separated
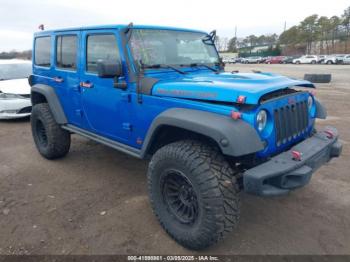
(0, 59, 32, 119)
(259, 57, 268, 63)
(281, 56, 298, 64)
(222, 57, 236, 64)
(265, 56, 284, 64)
(243, 56, 263, 64)
(222, 57, 230, 63)
(293, 55, 318, 64)
(324, 54, 346, 64)
(235, 57, 244, 63)
(342, 54, 350, 64)
(317, 55, 327, 64)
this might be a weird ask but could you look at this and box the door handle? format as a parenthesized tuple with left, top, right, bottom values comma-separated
(53, 76, 64, 83)
(80, 81, 93, 88)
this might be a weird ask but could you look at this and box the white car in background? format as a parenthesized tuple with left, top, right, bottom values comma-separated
(0, 59, 32, 119)
(222, 57, 236, 64)
(343, 54, 350, 64)
(324, 54, 346, 64)
(243, 56, 263, 64)
(292, 55, 318, 64)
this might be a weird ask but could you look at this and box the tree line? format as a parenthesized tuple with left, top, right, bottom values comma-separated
(0, 50, 32, 60)
(217, 5, 350, 56)
(1, 7, 349, 59)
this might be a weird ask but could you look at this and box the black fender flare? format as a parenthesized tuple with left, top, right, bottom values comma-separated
(31, 84, 67, 124)
(315, 98, 327, 119)
(141, 108, 264, 157)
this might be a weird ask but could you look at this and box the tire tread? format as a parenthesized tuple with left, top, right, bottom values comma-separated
(31, 103, 70, 159)
(148, 140, 240, 250)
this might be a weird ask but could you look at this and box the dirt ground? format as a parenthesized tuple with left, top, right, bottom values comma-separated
(0, 64, 349, 255)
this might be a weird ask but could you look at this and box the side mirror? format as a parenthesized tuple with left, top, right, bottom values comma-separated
(97, 60, 122, 78)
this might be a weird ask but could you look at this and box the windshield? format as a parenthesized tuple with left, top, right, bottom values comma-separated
(0, 63, 32, 80)
(129, 29, 219, 67)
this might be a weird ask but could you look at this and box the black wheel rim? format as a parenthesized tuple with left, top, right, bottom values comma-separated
(36, 119, 48, 147)
(162, 170, 199, 225)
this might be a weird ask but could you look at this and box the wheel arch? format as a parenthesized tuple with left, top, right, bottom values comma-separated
(144, 124, 220, 156)
(141, 108, 264, 158)
(31, 84, 67, 124)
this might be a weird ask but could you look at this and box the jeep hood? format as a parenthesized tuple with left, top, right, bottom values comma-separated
(151, 72, 314, 104)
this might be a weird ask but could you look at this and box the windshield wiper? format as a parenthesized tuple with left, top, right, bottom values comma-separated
(141, 63, 186, 75)
(188, 63, 219, 73)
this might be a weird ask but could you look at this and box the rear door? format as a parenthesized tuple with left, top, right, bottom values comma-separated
(79, 30, 130, 143)
(52, 32, 82, 127)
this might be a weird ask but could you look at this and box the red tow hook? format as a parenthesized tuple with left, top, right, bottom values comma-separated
(292, 150, 302, 161)
(324, 130, 334, 139)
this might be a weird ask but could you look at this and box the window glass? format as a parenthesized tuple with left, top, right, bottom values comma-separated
(177, 38, 214, 63)
(86, 34, 119, 73)
(34, 36, 51, 67)
(130, 29, 219, 66)
(56, 35, 77, 70)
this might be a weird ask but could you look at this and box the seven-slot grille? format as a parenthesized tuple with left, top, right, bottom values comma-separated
(274, 100, 308, 146)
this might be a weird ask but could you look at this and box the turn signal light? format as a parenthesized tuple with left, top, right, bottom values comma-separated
(237, 95, 246, 104)
(231, 111, 241, 120)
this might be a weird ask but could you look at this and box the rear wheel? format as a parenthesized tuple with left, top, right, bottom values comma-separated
(31, 103, 70, 159)
(148, 140, 240, 250)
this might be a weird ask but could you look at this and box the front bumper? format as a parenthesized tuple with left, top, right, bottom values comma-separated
(0, 99, 31, 119)
(243, 127, 342, 196)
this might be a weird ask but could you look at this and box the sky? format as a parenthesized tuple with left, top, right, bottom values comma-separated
(0, 0, 349, 51)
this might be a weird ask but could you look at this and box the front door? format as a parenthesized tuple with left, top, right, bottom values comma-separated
(80, 30, 130, 143)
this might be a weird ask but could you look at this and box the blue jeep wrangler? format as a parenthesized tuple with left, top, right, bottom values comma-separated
(29, 24, 342, 250)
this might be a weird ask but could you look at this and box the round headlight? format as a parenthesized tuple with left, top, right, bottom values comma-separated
(308, 96, 313, 110)
(256, 110, 267, 132)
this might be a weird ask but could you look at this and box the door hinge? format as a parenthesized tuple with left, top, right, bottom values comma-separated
(75, 109, 83, 117)
(121, 93, 131, 102)
(73, 85, 81, 92)
(122, 122, 132, 131)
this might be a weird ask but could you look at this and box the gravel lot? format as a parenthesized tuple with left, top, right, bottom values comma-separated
(0, 64, 349, 255)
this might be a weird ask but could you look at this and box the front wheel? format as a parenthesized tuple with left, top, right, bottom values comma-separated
(147, 140, 240, 250)
(31, 103, 71, 159)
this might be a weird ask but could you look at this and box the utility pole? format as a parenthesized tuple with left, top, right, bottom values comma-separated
(283, 21, 287, 32)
